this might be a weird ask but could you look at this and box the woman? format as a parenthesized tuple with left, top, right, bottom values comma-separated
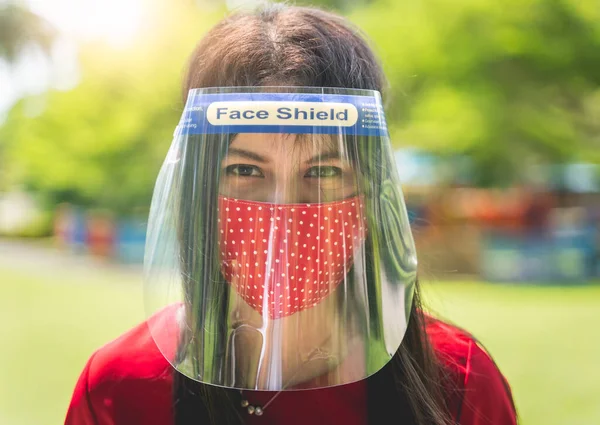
(65, 4, 517, 425)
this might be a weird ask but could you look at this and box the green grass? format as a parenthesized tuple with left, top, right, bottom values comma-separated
(0, 268, 144, 425)
(1, 266, 599, 425)
(423, 280, 600, 425)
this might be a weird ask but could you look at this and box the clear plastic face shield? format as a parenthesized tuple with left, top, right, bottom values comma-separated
(144, 87, 417, 391)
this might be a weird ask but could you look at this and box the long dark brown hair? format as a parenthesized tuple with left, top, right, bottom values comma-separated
(173, 4, 455, 425)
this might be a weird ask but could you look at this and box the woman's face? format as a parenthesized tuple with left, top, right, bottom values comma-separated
(217, 133, 364, 389)
(219, 133, 358, 203)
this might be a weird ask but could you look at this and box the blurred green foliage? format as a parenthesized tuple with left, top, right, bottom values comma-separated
(0, 0, 599, 212)
(294, 0, 374, 11)
(352, 0, 600, 185)
(1, 1, 222, 214)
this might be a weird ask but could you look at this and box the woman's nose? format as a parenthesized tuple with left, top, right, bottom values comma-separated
(267, 184, 308, 204)
(264, 172, 318, 204)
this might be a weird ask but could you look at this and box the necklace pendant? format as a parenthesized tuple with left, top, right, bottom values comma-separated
(254, 406, 264, 416)
(247, 405, 255, 415)
(241, 399, 249, 408)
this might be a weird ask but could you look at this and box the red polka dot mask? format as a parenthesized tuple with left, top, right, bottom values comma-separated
(218, 195, 367, 319)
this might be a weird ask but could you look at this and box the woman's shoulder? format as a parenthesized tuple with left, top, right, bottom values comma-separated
(423, 314, 512, 387)
(85, 304, 179, 385)
(65, 305, 178, 424)
(424, 314, 479, 368)
(424, 315, 518, 425)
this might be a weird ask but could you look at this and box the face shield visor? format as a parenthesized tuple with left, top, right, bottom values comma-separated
(144, 87, 417, 391)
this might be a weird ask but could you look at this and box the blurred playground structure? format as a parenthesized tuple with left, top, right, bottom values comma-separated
(1, 150, 598, 283)
(401, 152, 600, 282)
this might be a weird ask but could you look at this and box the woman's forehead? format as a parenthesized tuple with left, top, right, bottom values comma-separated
(229, 133, 340, 153)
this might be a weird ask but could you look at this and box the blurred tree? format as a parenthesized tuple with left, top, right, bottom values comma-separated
(294, 0, 373, 11)
(0, 1, 57, 192)
(1, 0, 599, 217)
(0, 1, 56, 62)
(206, 0, 374, 13)
(354, 0, 600, 186)
(0, 0, 222, 214)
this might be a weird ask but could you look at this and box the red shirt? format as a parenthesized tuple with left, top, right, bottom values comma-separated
(65, 306, 517, 425)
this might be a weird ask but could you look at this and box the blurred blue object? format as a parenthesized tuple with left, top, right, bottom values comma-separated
(115, 218, 147, 264)
(395, 148, 439, 187)
(69, 207, 88, 255)
(481, 227, 595, 284)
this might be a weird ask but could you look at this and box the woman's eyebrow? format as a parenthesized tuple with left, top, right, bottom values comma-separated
(226, 148, 268, 163)
(305, 151, 342, 164)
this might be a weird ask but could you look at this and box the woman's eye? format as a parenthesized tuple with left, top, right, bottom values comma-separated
(225, 164, 264, 177)
(305, 166, 342, 178)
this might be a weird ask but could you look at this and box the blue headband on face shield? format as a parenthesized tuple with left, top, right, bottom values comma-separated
(175, 92, 389, 137)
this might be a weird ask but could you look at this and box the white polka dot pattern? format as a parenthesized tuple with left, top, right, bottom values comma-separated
(218, 196, 367, 319)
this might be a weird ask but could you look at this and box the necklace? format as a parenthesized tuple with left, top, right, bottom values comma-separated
(236, 347, 335, 416)
(239, 389, 283, 416)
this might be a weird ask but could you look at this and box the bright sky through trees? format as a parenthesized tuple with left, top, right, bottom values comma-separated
(27, 0, 144, 46)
